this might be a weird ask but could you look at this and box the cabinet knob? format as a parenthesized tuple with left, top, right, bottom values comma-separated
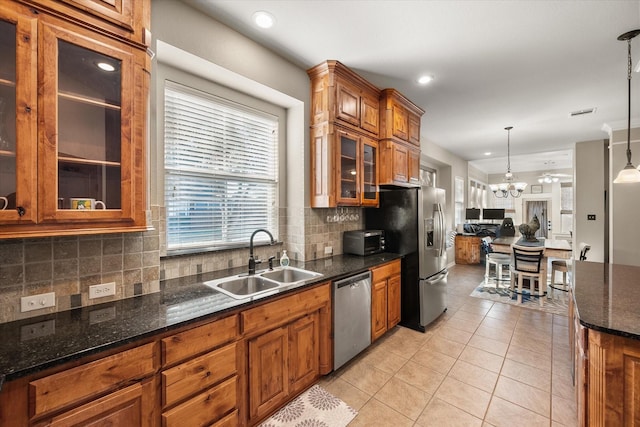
(25, 106, 31, 113)
(17, 206, 25, 217)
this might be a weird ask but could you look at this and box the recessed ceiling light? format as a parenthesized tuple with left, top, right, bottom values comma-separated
(417, 75, 434, 85)
(484, 152, 492, 156)
(252, 11, 275, 29)
(96, 62, 115, 72)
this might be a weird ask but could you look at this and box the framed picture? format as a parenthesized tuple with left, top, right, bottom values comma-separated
(531, 184, 543, 194)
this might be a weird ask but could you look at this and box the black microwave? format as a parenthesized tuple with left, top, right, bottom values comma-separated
(343, 230, 385, 256)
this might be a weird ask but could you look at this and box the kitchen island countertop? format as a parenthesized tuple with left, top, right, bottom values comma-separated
(0, 253, 401, 389)
(573, 260, 640, 340)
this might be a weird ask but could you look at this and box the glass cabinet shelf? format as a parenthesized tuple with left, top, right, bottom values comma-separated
(58, 91, 121, 110)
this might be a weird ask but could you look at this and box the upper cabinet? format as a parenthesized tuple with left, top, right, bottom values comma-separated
(17, 0, 151, 46)
(308, 61, 425, 207)
(378, 89, 425, 187)
(308, 60, 380, 208)
(0, 1, 149, 238)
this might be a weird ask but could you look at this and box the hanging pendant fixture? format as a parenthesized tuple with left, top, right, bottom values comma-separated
(490, 126, 527, 198)
(613, 29, 640, 184)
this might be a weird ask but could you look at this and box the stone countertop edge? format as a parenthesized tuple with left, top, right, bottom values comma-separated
(0, 253, 402, 390)
(573, 260, 640, 341)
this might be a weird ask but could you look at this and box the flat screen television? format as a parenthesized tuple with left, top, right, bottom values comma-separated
(482, 208, 505, 220)
(465, 208, 481, 220)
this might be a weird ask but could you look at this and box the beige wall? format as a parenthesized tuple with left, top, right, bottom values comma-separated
(609, 127, 640, 266)
(574, 139, 607, 262)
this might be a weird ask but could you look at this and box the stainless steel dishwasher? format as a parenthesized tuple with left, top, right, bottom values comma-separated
(333, 271, 372, 370)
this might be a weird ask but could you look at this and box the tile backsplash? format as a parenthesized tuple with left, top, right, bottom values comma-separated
(0, 205, 366, 324)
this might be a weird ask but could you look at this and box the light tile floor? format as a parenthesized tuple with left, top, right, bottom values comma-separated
(319, 264, 577, 427)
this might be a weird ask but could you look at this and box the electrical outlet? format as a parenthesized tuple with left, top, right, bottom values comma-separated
(587, 214, 596, 221)
(89, 282, 116, 299)
(20, 292, 56, 313)
(324, 246, 333, 255)
(20, 319, 55, 341)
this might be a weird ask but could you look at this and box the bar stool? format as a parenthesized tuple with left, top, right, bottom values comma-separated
(510, 244, 545, 305)
(549, 242, 590, 298)
(485, 252, 511, 285)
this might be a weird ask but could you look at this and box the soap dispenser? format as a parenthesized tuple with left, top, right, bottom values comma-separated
(280, 250, 290, 267)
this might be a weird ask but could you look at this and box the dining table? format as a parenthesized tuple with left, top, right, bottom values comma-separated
(490, 236, 573, 291)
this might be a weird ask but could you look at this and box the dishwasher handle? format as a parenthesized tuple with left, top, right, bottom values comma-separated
(334, 271, 371, 289)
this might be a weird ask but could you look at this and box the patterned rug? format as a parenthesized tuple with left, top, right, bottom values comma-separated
(260, 384, 357, 427)
(470, 278, 569, 316)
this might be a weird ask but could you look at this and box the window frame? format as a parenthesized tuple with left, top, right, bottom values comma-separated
(158, 65, 286, 256)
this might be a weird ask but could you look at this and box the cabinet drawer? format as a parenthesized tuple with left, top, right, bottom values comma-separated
(371, 260, 401, 282)
(162, 314, 238, 367)
(29, 342, 157, 417)
(162, 342, 237, 408)
(162, 376, 237, 427)
(213, 409, 239, 427)
(242, 283, 330, 336)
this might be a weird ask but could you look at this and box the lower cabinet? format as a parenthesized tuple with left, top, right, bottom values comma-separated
(243, 283, 330, 426)
(371, 260, 401, 342)
(248, 313, 319, 422)
(34, 380, 156, 427)
(455, 235, 481, 264)
(0, 282, 333, 427)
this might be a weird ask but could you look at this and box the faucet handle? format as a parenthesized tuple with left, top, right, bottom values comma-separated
(268, 256, 276, 270)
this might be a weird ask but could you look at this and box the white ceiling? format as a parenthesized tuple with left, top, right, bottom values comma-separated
(183, 0, 640, 174)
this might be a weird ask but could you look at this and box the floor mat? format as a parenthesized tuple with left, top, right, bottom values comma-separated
(259, 384, 357, 427)
(470, 278, 569, 316)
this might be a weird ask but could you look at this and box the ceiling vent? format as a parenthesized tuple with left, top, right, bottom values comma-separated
(569, 107, 597, 117)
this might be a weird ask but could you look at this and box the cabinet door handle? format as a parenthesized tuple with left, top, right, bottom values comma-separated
(17, 206, 25, 217)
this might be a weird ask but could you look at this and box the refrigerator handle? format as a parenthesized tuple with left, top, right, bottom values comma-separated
(424, 270, 449, 285)
(434, 205, 444, 256)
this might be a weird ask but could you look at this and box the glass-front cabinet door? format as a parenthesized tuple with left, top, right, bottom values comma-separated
(0, 8, 37, 224)
(361, 137, 378, 206)
(39, 22, 134, 223)
(336, 128, 359, 206)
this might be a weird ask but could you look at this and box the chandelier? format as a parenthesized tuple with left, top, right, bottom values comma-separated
(613, 29, 640, 183)
(490, 126, 527, 198)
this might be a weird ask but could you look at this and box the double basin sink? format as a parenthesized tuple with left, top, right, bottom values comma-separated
(204, 266, 323, 299)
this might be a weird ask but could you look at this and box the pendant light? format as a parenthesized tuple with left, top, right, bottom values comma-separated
(613, 29, 640, 184)
(490, 126, 527, 198)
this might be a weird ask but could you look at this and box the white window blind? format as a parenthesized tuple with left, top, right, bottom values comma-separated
(164, 82, 278, 253)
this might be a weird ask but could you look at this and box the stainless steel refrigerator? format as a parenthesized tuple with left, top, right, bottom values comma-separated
(365, 186, 448, 332)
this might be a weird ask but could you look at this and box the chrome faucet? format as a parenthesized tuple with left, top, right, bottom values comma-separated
(248, 229, 275, 274)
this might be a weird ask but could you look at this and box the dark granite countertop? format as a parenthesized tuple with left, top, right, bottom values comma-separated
(0, 253, 401, 389)
(573, 260, 640, 340)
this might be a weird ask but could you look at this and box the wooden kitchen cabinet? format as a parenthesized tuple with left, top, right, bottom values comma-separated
(308, 60, 380, 208)
(160, 314, 240, 427)
(0, 1, 149, 238)
(242, 282, 331, 426)
(371, 259, 401, 342)
(378, 89, 424, 187)
(18, 0, 151, 46)
(455, 234, 481, 264)
(28, 342, 159, 426)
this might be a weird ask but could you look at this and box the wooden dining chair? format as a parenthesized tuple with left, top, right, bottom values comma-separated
(510, 244, 545, 305)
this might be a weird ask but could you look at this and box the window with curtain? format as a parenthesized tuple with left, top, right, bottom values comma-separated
(164, 81, 279, 253)
(560, 182, 573, 234)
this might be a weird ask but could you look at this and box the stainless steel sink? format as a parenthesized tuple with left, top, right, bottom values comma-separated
(260, 266, 323, 284)
(205, 267, 322, 299)
(205, 275, 280, 299)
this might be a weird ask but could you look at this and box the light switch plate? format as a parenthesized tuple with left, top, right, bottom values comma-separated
(20, 292, 56, 313)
